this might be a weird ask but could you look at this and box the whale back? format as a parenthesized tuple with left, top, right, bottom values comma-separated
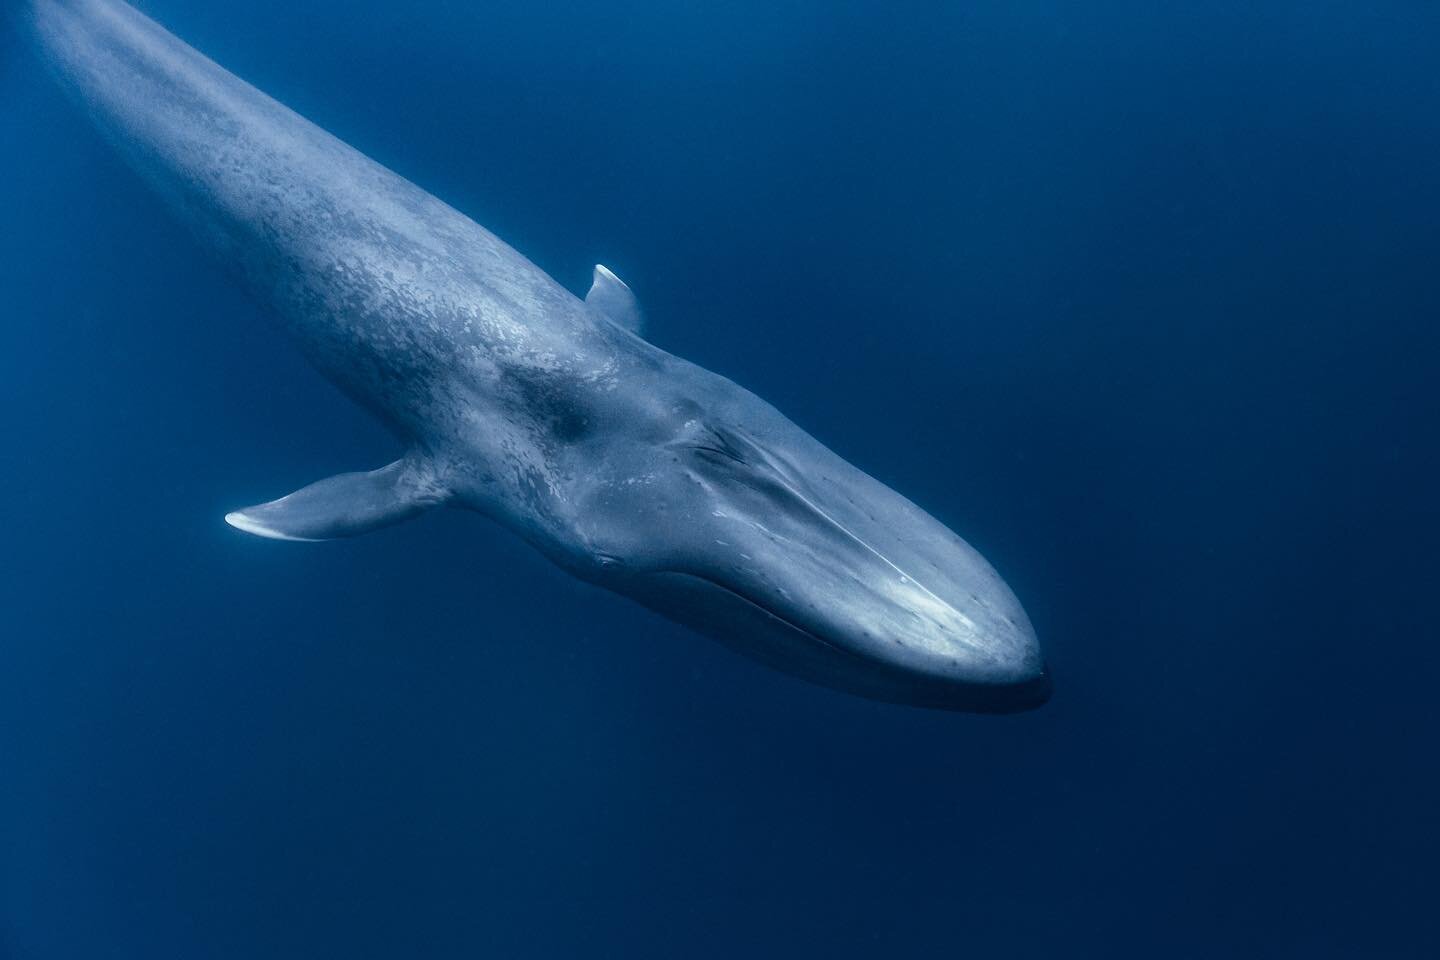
(26, 0, 601, 429)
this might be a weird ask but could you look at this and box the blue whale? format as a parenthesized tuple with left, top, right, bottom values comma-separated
(24, 0, 1048, 711)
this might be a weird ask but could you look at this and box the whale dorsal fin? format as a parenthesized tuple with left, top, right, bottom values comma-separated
(585, 264, 644, 334)
(224, 456, 448, 542)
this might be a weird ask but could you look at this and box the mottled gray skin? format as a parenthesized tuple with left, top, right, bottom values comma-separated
(27, 0, 1049, 711)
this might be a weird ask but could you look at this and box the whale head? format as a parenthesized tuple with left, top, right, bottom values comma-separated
(543, 353, 1050, 713)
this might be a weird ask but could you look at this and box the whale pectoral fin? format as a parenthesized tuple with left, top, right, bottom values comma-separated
(585, 264, 644, 334)
(224, 457, 448, 542)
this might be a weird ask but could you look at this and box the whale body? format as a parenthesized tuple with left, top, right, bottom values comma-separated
(23, 0, 1049, 711)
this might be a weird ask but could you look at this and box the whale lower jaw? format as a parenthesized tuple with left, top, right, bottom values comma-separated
(624, 571, 1050, 713)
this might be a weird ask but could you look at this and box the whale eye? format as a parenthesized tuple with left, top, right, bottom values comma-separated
(675, 426, 813, 510)
(672, 424, 776, 473)
(686, 428, 750, 466)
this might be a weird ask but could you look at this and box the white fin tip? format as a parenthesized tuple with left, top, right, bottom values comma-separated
(225, 511, 321, 542)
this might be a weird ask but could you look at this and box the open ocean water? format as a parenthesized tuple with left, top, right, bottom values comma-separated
(1, 1, 1437, 956)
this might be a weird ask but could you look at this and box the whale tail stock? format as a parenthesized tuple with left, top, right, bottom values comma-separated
(225, 456, 450, 542)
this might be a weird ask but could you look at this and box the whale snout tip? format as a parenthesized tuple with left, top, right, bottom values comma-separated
(887, 612, 1050, 712)
(975, 624, 1051, 712)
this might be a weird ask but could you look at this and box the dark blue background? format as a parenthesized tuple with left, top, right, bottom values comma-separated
(3, 1, 1437, 956)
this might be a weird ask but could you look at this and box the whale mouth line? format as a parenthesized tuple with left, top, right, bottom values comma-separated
(656, 570, 858, 661)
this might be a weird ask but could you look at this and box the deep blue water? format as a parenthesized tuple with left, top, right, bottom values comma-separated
(2, 1, 1437, 956)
